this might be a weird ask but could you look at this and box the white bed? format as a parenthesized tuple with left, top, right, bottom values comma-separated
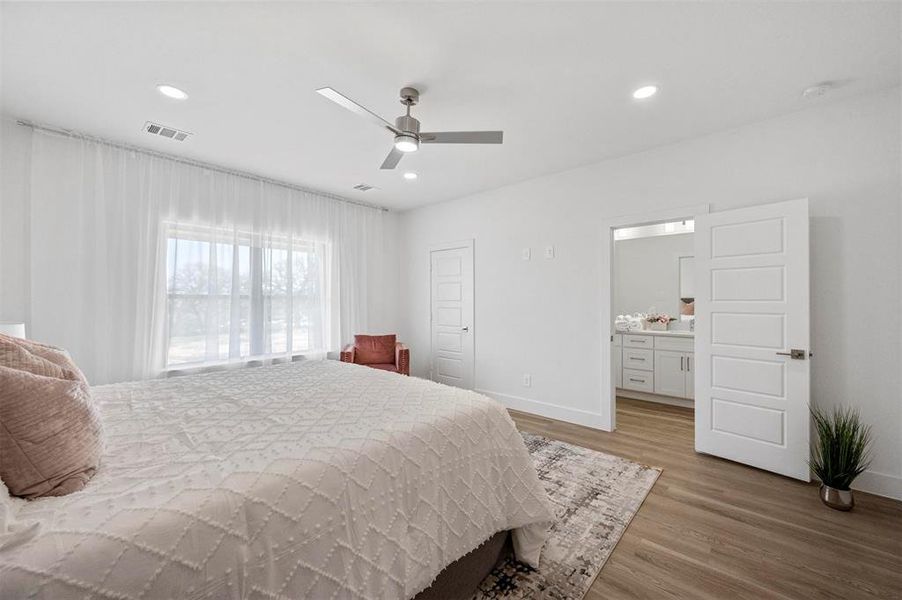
(0, 360, 553, 599)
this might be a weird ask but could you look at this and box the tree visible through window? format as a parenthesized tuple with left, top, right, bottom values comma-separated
(165, 224, 328, 367)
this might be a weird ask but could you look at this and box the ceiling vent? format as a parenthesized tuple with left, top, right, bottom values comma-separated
(143, 121, 192, 142)
(353, 183, 376, 192)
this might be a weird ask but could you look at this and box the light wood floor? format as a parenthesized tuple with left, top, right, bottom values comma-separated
(508, 398, 902, 600)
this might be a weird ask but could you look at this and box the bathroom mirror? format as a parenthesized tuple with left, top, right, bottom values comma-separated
(679, 255, 695, 320)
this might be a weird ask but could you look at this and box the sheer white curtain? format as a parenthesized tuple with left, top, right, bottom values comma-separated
(27, 128, 387, 384)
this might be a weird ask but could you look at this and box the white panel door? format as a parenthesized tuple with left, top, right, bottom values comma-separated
(695, 199, 810, 480)
(431, 244, 474, 388)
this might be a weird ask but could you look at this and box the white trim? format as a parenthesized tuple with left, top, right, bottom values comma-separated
(600, 203, 709, 431)
(477, 389, 607, 429)
(428, 239, 475, 253)
(851, 470, 902, 501)
(428, 239, 475, 386)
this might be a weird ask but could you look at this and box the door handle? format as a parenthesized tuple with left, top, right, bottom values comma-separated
(776, 349, 806, 360)
(461, 326, 469, 332)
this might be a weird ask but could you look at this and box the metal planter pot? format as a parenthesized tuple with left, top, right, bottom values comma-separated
(819, 484, 854, 511)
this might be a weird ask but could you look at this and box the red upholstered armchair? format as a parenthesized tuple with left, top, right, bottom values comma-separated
(341, 334, 410, 375)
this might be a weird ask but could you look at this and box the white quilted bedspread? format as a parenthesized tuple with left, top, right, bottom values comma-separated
(0, 360, 553, 600)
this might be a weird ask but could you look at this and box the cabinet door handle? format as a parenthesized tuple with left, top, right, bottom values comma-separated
(680, 357, 684, 371)
(630, 356, 646, 361)
(629, 377, 644, 383)
(688, 356, 692, 372)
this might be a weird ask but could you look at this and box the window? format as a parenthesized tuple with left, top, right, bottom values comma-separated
(165, 224, 329, 367)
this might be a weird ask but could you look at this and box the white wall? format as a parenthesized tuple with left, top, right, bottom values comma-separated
(399, 88, 902, 499)
(614, 233, 693, 318)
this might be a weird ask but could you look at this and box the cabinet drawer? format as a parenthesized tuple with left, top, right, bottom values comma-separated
(654, 336, 694, 352)
(623, 334, 653, 349)
(623, 348, 654, 371)
(622, 368, 654, 393)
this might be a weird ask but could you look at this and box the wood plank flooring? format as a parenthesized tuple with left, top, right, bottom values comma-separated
(508, 398, 902, 599)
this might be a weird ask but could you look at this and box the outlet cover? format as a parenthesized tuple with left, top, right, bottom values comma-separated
(544, 245, 555, 259)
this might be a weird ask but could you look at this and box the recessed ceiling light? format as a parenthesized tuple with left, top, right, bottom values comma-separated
(156, 84, 188, 100)
(632, 85, 658, 100)
(403, 172, 418, 180)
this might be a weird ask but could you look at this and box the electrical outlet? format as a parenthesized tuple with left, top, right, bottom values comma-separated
(544, 245, 555, 259)
(523, 374, 532, 387)
(521, 248, 531, 261)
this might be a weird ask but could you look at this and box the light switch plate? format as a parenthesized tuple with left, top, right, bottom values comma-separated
(522, 248, 531, 260)
(523, 374, 532, 387)
(544, 245, 555, 259)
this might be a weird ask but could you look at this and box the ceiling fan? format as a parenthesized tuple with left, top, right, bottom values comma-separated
(315, 86, 503, 169)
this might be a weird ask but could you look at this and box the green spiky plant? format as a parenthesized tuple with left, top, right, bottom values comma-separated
(810, 406, 873, 491)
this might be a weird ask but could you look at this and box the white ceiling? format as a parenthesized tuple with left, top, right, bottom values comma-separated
(2, 2, 899, 211)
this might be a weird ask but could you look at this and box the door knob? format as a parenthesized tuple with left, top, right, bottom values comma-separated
(461, 326, 469, 332)
(776, 349, 806, 360)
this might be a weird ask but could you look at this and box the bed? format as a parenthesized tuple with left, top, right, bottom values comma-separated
(0, 359, 553, 599)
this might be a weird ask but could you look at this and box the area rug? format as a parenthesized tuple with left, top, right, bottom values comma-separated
(473, 432, 661, 599)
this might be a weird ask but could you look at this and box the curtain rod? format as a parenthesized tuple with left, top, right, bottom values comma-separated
(15, 120, 389, 213)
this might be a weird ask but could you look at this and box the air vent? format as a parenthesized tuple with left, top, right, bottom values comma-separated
(353, 183, 376, 192)
(143, 121, 192, 142)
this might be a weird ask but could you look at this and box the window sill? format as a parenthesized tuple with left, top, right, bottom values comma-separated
(163, 351, 329, 378)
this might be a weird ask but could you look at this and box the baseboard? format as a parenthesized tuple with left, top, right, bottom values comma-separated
(852, 469, 902, 501)
(616, 389, 695, 409)
(475, 388, 607, 430)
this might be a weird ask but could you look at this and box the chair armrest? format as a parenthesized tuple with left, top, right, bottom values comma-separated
(340, 344, 355, 364)
(395, 342, 410, 376)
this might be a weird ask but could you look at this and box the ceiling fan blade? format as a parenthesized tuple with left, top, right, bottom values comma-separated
(419, 131, 503, 144)
(380, 147, 404, 170)
(316, 87, 399, 134)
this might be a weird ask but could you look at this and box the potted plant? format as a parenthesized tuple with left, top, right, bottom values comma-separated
(810, 406, 873, 511)
(644, 313, 676, 331)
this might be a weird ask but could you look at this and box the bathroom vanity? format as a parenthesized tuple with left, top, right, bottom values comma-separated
(613, 330, 695, 407)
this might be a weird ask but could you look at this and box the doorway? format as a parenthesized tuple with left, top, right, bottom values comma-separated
(601, 200, 813, 482)
(429, 240, 475, 389)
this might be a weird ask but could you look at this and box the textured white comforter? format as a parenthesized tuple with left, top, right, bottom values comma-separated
(0, 360, 553, 599)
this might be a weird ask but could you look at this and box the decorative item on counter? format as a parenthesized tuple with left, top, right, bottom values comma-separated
(810, 405, 873, 511)
(615, 315, 644, 332)
(644, 313, 677, 331)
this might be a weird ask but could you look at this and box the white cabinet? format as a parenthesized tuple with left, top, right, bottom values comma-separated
(623, 368, 654, 393)
(615, 332, 695, 402)
(653, 349, 693, 399)
(623, 347, 654, 371)
(623, 334, 654, 349)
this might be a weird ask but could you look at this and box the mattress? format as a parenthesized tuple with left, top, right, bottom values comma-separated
(0, 360, 553, 599)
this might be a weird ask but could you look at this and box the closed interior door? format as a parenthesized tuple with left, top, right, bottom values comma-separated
(430, 244, 474, 388)
(695, 198, 810, 480)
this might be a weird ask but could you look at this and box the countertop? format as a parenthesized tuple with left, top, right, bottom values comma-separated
(615, 329, 694, 338)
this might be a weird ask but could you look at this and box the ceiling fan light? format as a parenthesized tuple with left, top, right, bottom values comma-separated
(394, 135, 419, 153)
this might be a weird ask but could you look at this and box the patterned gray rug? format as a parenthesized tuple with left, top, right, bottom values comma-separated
(473, 432, 661, 599)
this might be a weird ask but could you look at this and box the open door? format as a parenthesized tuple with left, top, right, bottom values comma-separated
(694, 198, 810, 481)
